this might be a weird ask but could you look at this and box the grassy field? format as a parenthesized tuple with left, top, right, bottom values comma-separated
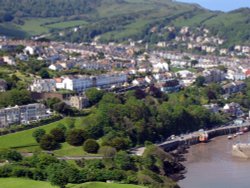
(68, 182, 146, 188)
(0, 178, 146, 188)
(46, 20, 87, 29)
(0, 178, 57, 188)
(0, 18, 88, 37)
(0, 117, 87, 155)
(171, 67, 197, 73)
(18, 18, 60, 35)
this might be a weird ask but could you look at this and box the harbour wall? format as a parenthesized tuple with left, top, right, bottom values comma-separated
(159, 123, 250, 152)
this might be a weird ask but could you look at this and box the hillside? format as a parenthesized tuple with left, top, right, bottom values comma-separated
(0, 0, 249, 46)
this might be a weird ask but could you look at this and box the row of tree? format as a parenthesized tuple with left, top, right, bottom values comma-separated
(0, 145, 179, 188)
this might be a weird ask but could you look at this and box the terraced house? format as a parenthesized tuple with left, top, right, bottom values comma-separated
(0, 103, 49, 128)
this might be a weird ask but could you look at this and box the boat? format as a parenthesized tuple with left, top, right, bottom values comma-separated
(199, 132, 208, 142)
(227, 135, 233, 139)
(243, 127, 248, 132)
(238, 131, 243, 135)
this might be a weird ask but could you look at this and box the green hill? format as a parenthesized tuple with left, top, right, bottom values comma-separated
(0, 0, 249, 46)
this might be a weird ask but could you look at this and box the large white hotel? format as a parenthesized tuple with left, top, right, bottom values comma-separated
(55, 73, 127, 92)
(30, 73, 128, 93)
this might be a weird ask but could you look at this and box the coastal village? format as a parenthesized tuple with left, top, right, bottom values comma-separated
(0, 32, 250, 129)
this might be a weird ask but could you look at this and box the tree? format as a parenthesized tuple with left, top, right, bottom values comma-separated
(114, 151, 133, 170)
(85, 88, 104, 105)
(83, 139, 100, 153)
(4, 150, 23, 161)
(32, 129, 46, 143)
(47, 163, 68, 188)
(190, 60, 198, 67)
(98, 146, 117, 158)
(195, 76, 205, 87)
(39, 134, 59, 150)
(66, 129, 87, 146)
(110, 137, 129, 151)
(134, 88, 146, 99)
(39, 69, 50, 79)
(0, 89, 32, 107)
(148, 85, 162, 98)
(53, 102, 74, 115)
(50, 128, 65, 143)
(45, 97, 61, 109)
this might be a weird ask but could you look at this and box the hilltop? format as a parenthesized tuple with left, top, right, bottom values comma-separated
(0, 0, 249, 46)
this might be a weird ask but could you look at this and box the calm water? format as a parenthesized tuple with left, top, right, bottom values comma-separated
(176, 0, 250, 12)
(178, 133, 250, 188)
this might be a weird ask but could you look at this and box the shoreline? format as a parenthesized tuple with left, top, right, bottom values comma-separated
(168, 125, 250, 184)
(176, 131, 250, 187)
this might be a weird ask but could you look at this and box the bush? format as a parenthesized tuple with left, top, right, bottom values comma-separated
(39, 134, 59, 150)
(85, 88, 104, 105)
(6, 150, 22, 162)
(98, 146, 117, 158)
(83, 139, 99, 153)
(110, 137, 130, 151)
(50, 128, 65, 143)
(0, 165, 12, 177)
(66, 129, 87, 146)
(12, 166, 33, 178)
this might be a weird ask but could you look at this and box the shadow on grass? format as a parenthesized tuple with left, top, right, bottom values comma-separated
(10, 143, 39, 149)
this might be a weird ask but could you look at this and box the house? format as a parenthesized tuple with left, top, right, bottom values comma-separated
(176, 70, 194, 79)
(0, 103, 49, 128)
(55, 73, 127, 92)
(132, 78, 146, 86)
(222, 81, 246, 95)
(49, 63, 64, 71)
(226, 69, 246, 80)
(29, 79, 56, 93)
(3, 56, 16, 66)
(0, 79, 7, 92)
(160, 79, 181, 93)
(202, 69, 225, 83)
(24, 46, 36, 55)
(245, 69, 250, 78)
(68, 95, 90, 110)
(157, 42, 166, 48)
(203, 103, 219, 113)
(223, 102, 243, 117)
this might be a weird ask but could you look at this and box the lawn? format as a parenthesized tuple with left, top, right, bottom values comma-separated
(68, 182, 146, 188)
(171, 67, 196, 73)
(0, 178, 57, 188)
(0, 178, 146, 188)
(46, 20, 87, 29)
(0, 18, 87, 37)
(0, 118, 80, 152)
(0, 117, 86, 155)
(12, 18, 61, 36)
(53, 142, 86, 157)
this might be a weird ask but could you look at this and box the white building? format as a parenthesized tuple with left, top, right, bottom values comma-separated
(0, 103, 49, 128)
(3, 56, 16, 66)
(30, 79, 56, 93)
(55, 73, 127, 92)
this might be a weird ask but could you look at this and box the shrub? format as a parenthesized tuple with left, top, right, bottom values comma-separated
(40, 134, 59, 150)
(83, 139, 99, 153)
(66, 129, 87, 146)
(50, 128, 65, 143)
